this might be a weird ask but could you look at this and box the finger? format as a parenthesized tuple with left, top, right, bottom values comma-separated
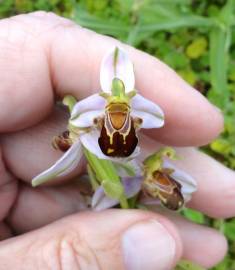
(142, 136, 235, 218)
(174, 147, 235, 218)
(0, 222, 12, 240)
(0, 148, 18, 221)
(8, 181, 90, 233)
(0, 210, 182, 270)
(1, 106, 85, 183)
(0, 12, 222, 146)
(7, 182, 226, 268)
(149, 207, 227, 269)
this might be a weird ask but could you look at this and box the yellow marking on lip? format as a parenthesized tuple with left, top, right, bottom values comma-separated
(108, 134, 114, 145)
(107, 148, 114, 154)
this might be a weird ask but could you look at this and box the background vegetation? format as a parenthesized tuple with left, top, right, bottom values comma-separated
(0, 0, 235, 269)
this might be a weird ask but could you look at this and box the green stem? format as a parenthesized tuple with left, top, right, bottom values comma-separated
(84, 148, 129, 208)
(119, 197, 129, 209)
(83, 148, 107, 181)
(87, 164, 99, 190)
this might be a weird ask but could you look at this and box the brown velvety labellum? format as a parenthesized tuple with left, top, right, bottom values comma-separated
(98, 102, 138, 157)
(143, 171, 184, 211)
(157, 172, 184, 210)
(159, 188, 184, 211)
(98, 120, 138, 157)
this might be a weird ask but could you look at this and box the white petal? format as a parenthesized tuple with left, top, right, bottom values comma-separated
(71, 94, 106, 119)
(131, 94, 164, 128)
(163, 160, 197, 201)
(131, 94, 164, 118)
(183, 193, 192, 202)
(100, 46, 135, 93)
(92, 176, 142, 211)
(32, 140, 83, 187)
(122, 176, 142, 197)
(128, 159, 143, 176)
(70, 110, 104, 128)
(126, 147, 141, 161)
(173, 170, 197, 201)
(80, 129, 108, 160)
(92, 186, 118, 211)
(131, 110, 164, 128)
(115, 159, 143, 177)
(80, 129, 140, 162)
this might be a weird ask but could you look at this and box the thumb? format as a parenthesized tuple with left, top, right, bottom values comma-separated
(0, 210, 182, 270)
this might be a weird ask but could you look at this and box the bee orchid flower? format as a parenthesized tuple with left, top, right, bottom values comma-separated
(92, 148, 197, 211)
(32, 46, 164, 187)
(141, 148, 197, 210)
(140, 159, 197, 210)
(70, 46, 164, 159)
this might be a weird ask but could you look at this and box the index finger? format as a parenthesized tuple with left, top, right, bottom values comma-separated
(0, 12, 223, 146)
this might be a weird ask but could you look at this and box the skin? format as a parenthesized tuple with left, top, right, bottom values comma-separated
(0, 11, 231, 269)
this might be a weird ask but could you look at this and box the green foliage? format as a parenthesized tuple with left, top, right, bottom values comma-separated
(2, 0, 235, 268)
(175, 260, 206, 270)
(182, 208, 206, 225)
(186, 37, 208, 59)
(0, 0, 74, 18)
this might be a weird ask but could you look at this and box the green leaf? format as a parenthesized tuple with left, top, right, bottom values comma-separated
(224, 220, 235, 241)
(83, 148, 119, 182)
(164, 51, 189, 69)
(218, 0, 235, 28)
(186, 37, 207, 59)
(175, 260, 205, 270)
(83, 148, 129, 208)
(72, 4, 129, 39)
(178, 69, 197, 85)
(114, 163, 136, 177)
(182, 208, 205, 224)
(210, 139, 232, 155)
(208, 0, 234, 109)
(102, 180, 124, 200)
(87, 164, 99, 191)
(209, 26, 230, 108)
(138, 16, 214, 32)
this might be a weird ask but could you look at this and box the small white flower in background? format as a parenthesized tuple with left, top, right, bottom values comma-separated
(32, 46, 164, 187)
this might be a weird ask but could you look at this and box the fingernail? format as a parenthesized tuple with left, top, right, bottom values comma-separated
(122, 219, 176, 270)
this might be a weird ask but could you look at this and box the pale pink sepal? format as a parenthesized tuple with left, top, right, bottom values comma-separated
(131, 110, 164, 128)
(100, 46, 135, 93)
(32, 140, 83, 187)
(70, 109, 104, 128)
(71, 94, 106, 120)
(131, 94, 164, 128)
(163, 160, 197, 202)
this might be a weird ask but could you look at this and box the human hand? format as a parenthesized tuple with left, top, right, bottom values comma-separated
(0, 12, 231, 270)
